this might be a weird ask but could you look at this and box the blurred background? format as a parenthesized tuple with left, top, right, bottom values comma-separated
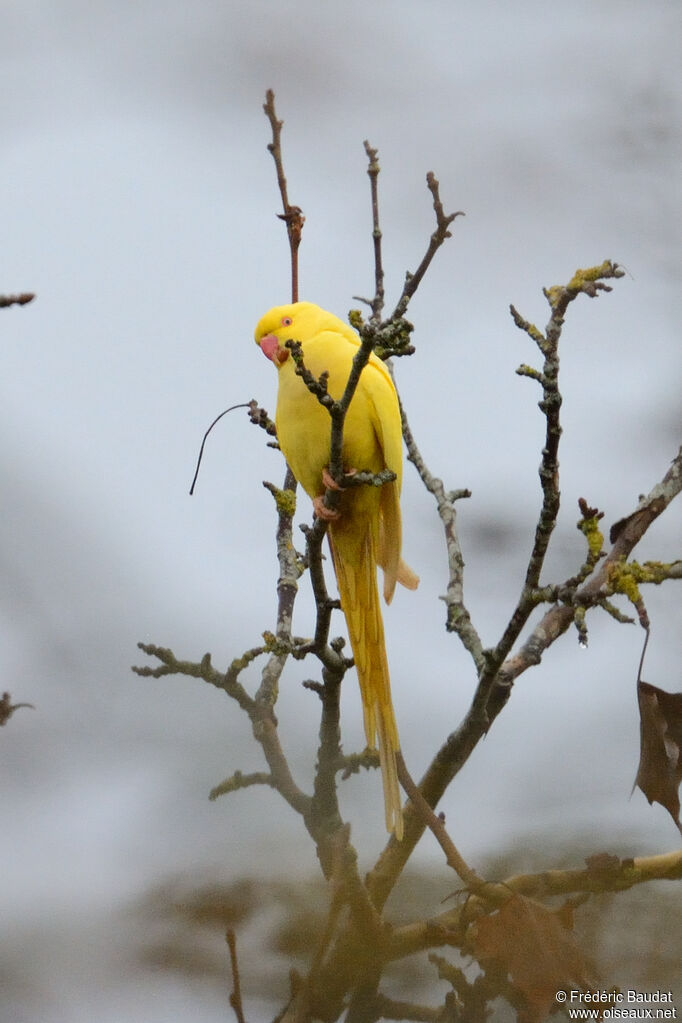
(1, 1, 680, 1019)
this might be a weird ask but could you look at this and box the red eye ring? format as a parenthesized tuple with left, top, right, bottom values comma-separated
(281, 316, 293, 327)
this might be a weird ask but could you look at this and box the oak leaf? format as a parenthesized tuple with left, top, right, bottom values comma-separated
(635, 679, 682, 836)
(472, 894, 595, 1023)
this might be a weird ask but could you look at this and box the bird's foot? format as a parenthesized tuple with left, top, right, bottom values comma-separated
(313, 495, 341, 521)
(321, 466, 344, 492)
(321, 466, 357, 492)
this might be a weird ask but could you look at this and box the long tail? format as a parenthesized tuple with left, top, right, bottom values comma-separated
(329, 521, 403, 841)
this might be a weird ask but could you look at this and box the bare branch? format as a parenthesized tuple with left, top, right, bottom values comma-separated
(337, 747, 380, 779)
(500, 442, 682, 686)
(189, 403, 254, 495)
(393, 173, 464, 318)
(389, 848, 682, 962)
(491, 267, 627, 670)
(505, 847, 682, 897)
(226, 930, 247, 1023)
(469, 262, 626, 674)
(363, 140, 385, 322)
(284, 829, 390, 1020)
(247, 398, 277, 437)
(298, 519, 344, 663)
(309, 666, 346, 838)
(396, 753, 487, 895)
(388, 847, 682, 965)
(260, 466, 301, 653)
(308, 825, 353, 975)
(399, 396, 482, 670)
(209, 770, 275, 800)
(133, 644, 258, 714)
(367, 407, 680, 915)
(263, 89, 305, 302)
(135, 463, 315, 823)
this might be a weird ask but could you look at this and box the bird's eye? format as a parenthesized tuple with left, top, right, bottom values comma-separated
(281, 316, 293, 327)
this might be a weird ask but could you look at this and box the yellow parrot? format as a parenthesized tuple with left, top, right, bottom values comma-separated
(254, 301, 418, 839)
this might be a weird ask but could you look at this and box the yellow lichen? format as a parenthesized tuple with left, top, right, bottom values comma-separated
(544, 284, 564, 309)
(622, 560, 676, 586)
(578, 515, 604, 560)
(607, 562, 643, 605)
(567, 261, 613, 291)
(229, 652, 252, 674)
(525, 321, 545, 344)
(573, 604, 588, 644)
(270, 487, 297, 518)
(262, 630, 289, 655)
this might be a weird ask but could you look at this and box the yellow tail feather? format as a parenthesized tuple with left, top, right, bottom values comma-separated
(329, 522, 404, 841)
(378, 481, 419, 603)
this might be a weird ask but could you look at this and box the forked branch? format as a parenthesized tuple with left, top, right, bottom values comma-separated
(393, 172, 464, 318)
(367, 269, 679, 913)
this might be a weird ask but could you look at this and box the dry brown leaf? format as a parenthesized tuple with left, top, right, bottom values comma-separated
(472, 894, 596, 1023)
(635, 679, 682, 836)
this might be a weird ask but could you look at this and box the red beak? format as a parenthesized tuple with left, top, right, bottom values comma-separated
(259, 334, 289, 368)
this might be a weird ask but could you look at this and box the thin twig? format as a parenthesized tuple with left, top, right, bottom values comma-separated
(133, 644, 258, 714)
(396, 753, 486, 894)
(398, 395, 482, 669)
(363, 140, 385, 322)
(189, 403, 253, 494)
(0, 691, 35, 725)
(348, 170, 461, 369)
(226, 929, 247, 1023)
(209, 770, 275, 801)
(263, 89, 305, 302)
(392, 173, 464, 318)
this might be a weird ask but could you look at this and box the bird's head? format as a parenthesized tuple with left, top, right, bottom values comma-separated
(254, 301, 331, 369)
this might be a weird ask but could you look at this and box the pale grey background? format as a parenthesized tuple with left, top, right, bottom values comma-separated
(2, 1, 681, 1019)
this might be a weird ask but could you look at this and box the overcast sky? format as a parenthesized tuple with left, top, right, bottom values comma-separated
(2, 1, 681, 1020)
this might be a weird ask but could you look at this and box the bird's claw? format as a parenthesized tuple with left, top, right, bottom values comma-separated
(313, 495, 341, 521)
(321, 466, 344, 492)
(314, 466, 360, 520)
(321, 466, 358, 492)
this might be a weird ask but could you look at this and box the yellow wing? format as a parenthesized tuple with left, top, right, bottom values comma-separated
(255, 302, 419, 838)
